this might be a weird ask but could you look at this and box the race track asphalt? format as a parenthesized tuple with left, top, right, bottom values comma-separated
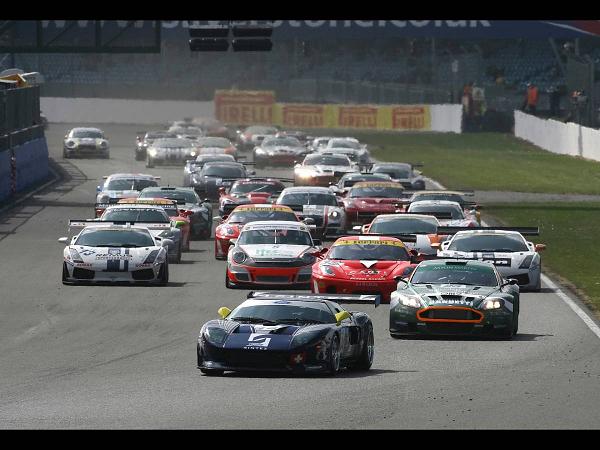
(0, 123, 599, 429)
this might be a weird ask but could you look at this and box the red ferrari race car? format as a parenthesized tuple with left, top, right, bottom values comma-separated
(214, 204, 304, 260)
(342, 181, 409, 228)
(217, 177, 292, 218)
(117, 197, 192, 251)
(311, 235, 418, 303)
(225, 220, 323, 289)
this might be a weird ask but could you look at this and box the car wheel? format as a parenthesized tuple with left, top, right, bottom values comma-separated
(103, 152, 110, 159)
(354, 324, 374, 371)
(62, 262, 69, 284)
(146, 157, 154, 168)
(225, 272, 237, 289)
(498, 319, 515, 340)
(326, 334, 341, 375)
(513, 309, 519, 335)
(532, 267, 542, 292)
(255, 158, 265, 169)
(63, 149, 70, 158)
(158, 261, 169, 286)
(200, 368, 224, 376)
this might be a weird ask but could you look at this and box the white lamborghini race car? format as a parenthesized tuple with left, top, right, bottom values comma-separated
(59, 224, 172, 285)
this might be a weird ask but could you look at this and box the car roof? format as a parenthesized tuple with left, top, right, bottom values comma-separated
(202, 161, 244, 167)
(233, 178, 283, 185)
(241, 220, 310, 231)
(104, 204, 170, 210)
(142, 186, 194, 192)
(372, 213, 440, 222)
(70, 127, 102, 132)
(453, 230, 525, 237)
(234, 204, 294, 211)
(373, 162, 411, 169)
(418, 259, 496, 269)
(351, 181, 404, 189)
(118, 197, 176, 205)
(333, 235, 405, 245)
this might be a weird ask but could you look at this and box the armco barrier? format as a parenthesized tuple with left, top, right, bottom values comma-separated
(0, 150, 11, 203)
(14, 138, 49, 193)
(514, 110, 600, 161)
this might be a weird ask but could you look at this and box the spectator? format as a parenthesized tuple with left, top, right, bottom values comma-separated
(548, 86, 561, 117)
(522, 82, 539, 115)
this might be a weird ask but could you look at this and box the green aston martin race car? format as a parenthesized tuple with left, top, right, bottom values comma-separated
(389, 259, 520, 339)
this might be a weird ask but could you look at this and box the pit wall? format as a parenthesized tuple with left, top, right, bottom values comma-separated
(0, 138, 49, 204)
(514, 110, 600, 161)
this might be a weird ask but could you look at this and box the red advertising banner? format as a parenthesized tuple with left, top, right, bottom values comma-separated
(279, 104, 327, 128)
(391, 106, 428, 130)
(337, 106, 379, 129)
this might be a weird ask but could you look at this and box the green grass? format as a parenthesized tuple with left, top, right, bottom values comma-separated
(485, 202, 600, 315)
(346, 131, 600, 195)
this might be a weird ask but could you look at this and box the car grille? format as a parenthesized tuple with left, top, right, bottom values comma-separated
(417, 307, 483, 323)
(132, 269, 155, 280)
(73, 267, 95, 279)
(425, 323, 476, 335)
(255, 275, 290, 283)
(440, 295, 463, 302)
(219, 349, 289, 369)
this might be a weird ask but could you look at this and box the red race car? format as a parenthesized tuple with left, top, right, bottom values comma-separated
(311, 235, 418, 303)
(118, 197, 192, 251)
(214, 204, 303, 260)
(217, 177, 292, 218)
(342, 181, 409, 228)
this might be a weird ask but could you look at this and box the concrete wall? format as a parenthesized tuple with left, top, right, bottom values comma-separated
(430, 104, 463, 133)
(514, 110, 600, 161)
(14, 138, 49, 193)
(0, 150, 11, 203)
(40, 97, 215, 125)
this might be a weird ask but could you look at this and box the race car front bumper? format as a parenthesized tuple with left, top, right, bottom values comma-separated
(312, 275, 397, 303)
(63, 262, 165, 285)
(226, 263, 312, 288)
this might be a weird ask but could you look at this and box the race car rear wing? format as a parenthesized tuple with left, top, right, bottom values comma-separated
(247, 291, 381, 308)
(324, 232, 418, 243)
(436, 226, 540, 236)
(69, 219, 171, 231)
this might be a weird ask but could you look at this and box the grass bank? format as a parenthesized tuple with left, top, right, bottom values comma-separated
(349, 131, 600, 195)
(484, 202, 600, 316)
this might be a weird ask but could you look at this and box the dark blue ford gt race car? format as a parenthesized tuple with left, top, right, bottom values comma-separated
(197, 291, 379, 376)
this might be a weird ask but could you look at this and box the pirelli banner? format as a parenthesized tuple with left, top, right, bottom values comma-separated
(214, 90, 432, 131)
(214, 90, 276, 125)
(272, 103, 432, 131)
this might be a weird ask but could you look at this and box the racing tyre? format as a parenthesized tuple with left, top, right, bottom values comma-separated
(157, 261, 169, 286)
(62, 262, 69, 284)
(200, 368, 224, 376)
(225, 272, 234, 289)
(146, 157, 154, 168)
(513, 312, 519, 335)
(102, 152, 110, 159)
(326, 334, 341, 376)
(255, 158, 265, 169)
(532, 268, 542, 292)
(63, 149, 70, 159)
(497, 319, 515, 340)
(135, 152, 144, 161)
(353, 324, 374, 371)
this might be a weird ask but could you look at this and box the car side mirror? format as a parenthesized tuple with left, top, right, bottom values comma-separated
(430, 242, 441, 249)
(213, 216, 222, 222)
(203, 198, 211, 203)
(96, 186, 102, 193)
(248, 170, 256, 176)
(535, 243, 546, 252)
(218, 307, 232, 319)
(502, 278, 518, 286)
(335, 310, 350, 325)
(161, 239, 174, 248)
(312, 239, 322, 247)
(58, 237, 69, 244)
(352, 225, 362, 231)
(394, 276, 408, 283)
(218, 187, 226, 195)
(229, 239, 237, 246)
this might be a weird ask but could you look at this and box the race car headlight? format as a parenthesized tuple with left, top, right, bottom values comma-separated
(223, 226, 236, 236)
(98, 195, 110, 203)
(65, 140, 77, 148)
(203, 327, 228, 346)
(482, 298, 504, 310)
(99, 140, 108, 148)
(232, 250, 247, 264)
(320, 263, 337, 276)
(69, 248, 84, 263)
(190, 150, 197, 157)
(301, 252, 316, 265)
(144, 249, 160, 264)
(147, 148, 158, 157)
(519, 255, 534, 269)
(328, 210, 342, 221)
(296, 168, 314, 179)
(291, 330, 325, 348)
(391, 292, 422, 309)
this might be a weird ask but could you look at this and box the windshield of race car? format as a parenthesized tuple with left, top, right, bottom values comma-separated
(101, 208, 170, 223)
(369, 217, 438, 234)
(328, 140, 361, 149)
(139, 190, 198, 203)
(448, 234, 529, 252)
(410, 263, 498, 286)
(71, 129, 103, 139)
(262, 136, 302, 147)
(278, 192, 338, 206)
(196, 137, 231, 147)
(75, 229, 155, 247)
(147, 132, 176, 140)
(349, 186, 405, 198)
(105, 178, 158, 191)
(340, 174, 392, 187)
(202, 165, 246, 177)
(230, 182, 282, 195)
(238, 229, 313, 246)
(228, 209, 298, 224)
(408, 204, 464, 219)
(246, 126, 278, 135)
(229, 300, 336, 324)
(304, 154, 351, 166)
(328, 240, 410, 261)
